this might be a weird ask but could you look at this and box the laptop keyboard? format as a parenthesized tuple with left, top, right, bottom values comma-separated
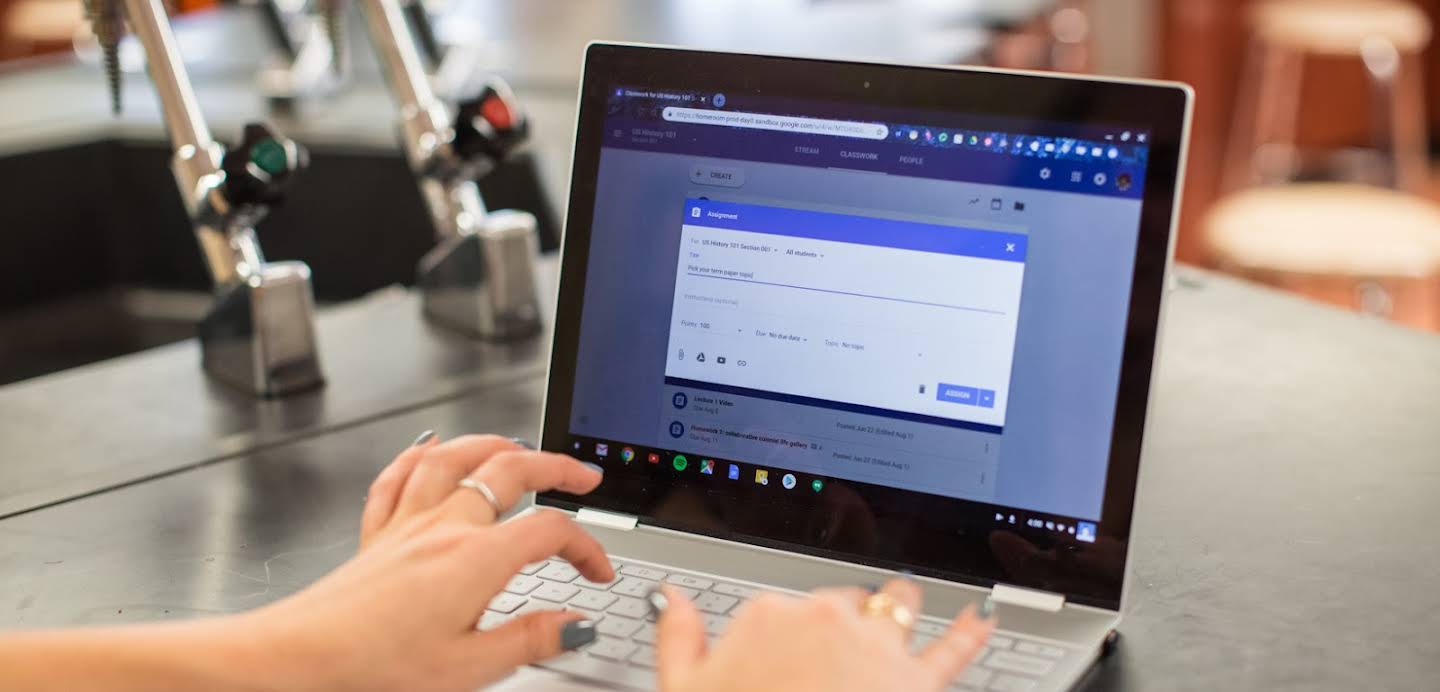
(479, 557, 1075, 691)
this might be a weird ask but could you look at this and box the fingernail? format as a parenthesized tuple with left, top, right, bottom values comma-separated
(581, 462, 605, 476)
(645, 588, 670, 618)
(411, 430, 436, 447)
(560, 620, 596, 651)
(979, 597, 995, 620)
(509, 437, 535, 450)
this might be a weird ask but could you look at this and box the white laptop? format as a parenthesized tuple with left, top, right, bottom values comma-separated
(509, 43, 1190, 691)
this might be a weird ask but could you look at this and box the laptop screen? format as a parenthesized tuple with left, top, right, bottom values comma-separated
(542, 46, 1187, 610)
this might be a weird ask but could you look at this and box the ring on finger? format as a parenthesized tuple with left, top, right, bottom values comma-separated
(860, 591, 916, 630)
(457, 477, 505, 516)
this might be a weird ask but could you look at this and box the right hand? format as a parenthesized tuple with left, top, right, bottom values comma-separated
(655, 577, 995, 692)
(248, 433, 611, 692)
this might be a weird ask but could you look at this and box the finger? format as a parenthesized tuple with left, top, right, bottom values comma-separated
(485, 509, 614, 584)
(859, 577, 923, 640)
(920, 604, 996, 688)
(654, 584, 707, 690)
(811, 585, 870, 607)
(359, 432, 439, 545)
(467, 609, 590, 679)
(880, 576, 923, 616)
(392, 435, 523, 523)
(444, 451, 603, 525)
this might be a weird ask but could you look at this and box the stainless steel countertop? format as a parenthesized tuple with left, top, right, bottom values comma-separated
(0, 261, 557, 519)
(2, 269, 1438, 690)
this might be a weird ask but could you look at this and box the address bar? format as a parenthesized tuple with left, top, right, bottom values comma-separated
(662, 107, 889, 140)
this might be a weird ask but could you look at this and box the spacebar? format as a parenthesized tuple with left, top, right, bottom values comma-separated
(535, 653, 655, 690)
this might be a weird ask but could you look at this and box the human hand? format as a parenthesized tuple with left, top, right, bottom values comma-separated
(244, 433, 612, 692)
(654, 577, 994, 692)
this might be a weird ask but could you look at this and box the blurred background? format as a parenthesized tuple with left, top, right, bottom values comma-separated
(1, 0, 1438, 387)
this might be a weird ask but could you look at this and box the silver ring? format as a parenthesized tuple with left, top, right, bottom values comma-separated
(458, 477, 505, 515)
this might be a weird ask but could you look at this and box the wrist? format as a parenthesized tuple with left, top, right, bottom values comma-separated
(213, 603, 358, 692)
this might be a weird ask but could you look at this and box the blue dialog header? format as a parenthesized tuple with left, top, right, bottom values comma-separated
(683, 198, 1028, 263)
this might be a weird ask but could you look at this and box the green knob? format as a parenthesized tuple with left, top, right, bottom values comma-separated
(250, 138, 288, 176)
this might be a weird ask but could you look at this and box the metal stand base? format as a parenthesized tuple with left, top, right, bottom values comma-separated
(476, 151, 561, 253)
(418, 210, 542, 340)
(199, 261, 325, 397)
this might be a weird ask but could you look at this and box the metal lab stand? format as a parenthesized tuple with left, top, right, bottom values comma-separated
(87, 0, 325, 396)
(359, 0, 542, 340)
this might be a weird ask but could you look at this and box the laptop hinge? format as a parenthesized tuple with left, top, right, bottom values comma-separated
(991, 584, 1066, 613)
(576, 508, 640, 531)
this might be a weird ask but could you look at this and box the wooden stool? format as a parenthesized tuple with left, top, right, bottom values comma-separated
(1206, 183, 1440, 330)
(1223, 0, 1432, 193)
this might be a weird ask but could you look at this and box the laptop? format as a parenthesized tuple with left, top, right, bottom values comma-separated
(512, 43, 1190, 691)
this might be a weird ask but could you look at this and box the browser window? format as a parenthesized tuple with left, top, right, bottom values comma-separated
(569, 86, 1149, 523)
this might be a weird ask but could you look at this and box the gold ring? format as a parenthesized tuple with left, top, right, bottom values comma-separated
(859, 592, 916, 630)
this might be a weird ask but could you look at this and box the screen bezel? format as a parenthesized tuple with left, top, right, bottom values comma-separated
(539, 43, 1189, 611)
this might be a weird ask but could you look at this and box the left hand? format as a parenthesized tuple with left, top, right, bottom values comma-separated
(655, 577, 993, 692)
(243, 433, 612, 692)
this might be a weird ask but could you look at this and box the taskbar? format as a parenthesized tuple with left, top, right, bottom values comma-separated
(565, 434, 1101, 545)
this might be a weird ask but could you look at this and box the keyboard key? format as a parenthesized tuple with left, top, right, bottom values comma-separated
(668, 585, 701, 600)
(988, 674, 1037, 691)
(985, 651, 1055, 676)
(570, 588, 619, 611)
(504, 575, 542, 595)
(629, 645, 657, 669)
(585, 637, 637, 662)
(693, 592, 739, 615)
(913, 620, 949, 637)
(701, 613, 731, 636)
(620, 565, 669, 581)
(533, 582, 581, 603)
(576, 574, 620, 590)
(596, 616, 644, 638)
(514, 599, 562, 617)
(712, 583, 758, 599)
(666, 574, 715, 589)
(477, 611, 510, 630)
(959, 665, 993, 688)
(1014, 641, 1066, 659)
(519, 562, 544, 575)
(632, 623, 658, 645)
(538, 652, 655, 690)
(537, 562, 580, 583)
(988, 635, 1015, 650)
(487, 593, 528, 614)
(607, 596, 651, 620)
(611, 577, 659, 598)
(565, 606, 606, 622)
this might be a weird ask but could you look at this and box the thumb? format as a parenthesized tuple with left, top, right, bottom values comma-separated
(467, 609, 590, 680)
(655, 584, 707, 690)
